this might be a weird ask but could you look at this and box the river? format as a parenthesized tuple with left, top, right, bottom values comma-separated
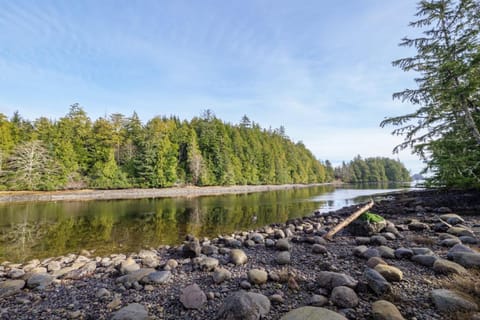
(0, 183, 412, 263)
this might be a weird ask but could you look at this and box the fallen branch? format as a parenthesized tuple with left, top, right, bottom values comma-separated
(323, 200, 375, 241)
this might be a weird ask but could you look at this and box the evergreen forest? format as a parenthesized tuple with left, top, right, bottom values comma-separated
(0, 106, 332, 190)
(334, 156, 411, 183)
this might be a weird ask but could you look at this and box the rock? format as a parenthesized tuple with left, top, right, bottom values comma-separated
(448, 226, 475, 238)
(447, 243, 475, 259)
(116, 268, 156, 284)
(248, 269, 268, 285)
(363, 248, 381, 260)
(244, 239, 256, 248)
(372, 300, 405, 320)
(164, 259, 178, 270)
(367, 257, 387, 269)
(408, 220, 429, 231)
(202, 244, 219, 255)
(64, 261, 97, 280)
(274, 229, 286, 239)
(440, 238, 461, 247)
(355, 237, 371, 245)
(312, 244, 327, 254)
(249, 233, 264, 243)
(353, 245, 368, 257)
(374, 264, 403, 282)
(431, 289, 478, 312)
(230, 249, 248, 265)
(382, 232, 396, 240)
(377, 246, 395, 259)
(137, 249, 156, 259)
(140, 271, 171, 284)
(108, 296, 122, 310)
(411, 247, 434, 256)
(330, 286, 359, 308)
(317, 271, 358, 290)
(7, 268, 25, 279)
(111, 303, 149, 320)
(449, 252, 480, 268)
(394, 248, 414, 259)
(433, 259, 468, 275)
(349, 219, 387, 236)
(280, 306, 347, 320)
(141, 256, 159, 268)
(47, 261, 62, 272)
(240, 280, 252, 290)
(216, 290, 270, 320)
(276, 252, 291, 265)
(180, 283, 207, 309)
(265, 239, 275, 247)
(438, 207, 452, 213)
(309, 294, 328, 307)
(0, 280, 25, 298)
(197, 257, 219, 271)
(364, 268, 392, 295)
(182, 239, 202, 258)
(411, 255, 437, 267)
(439, 213, 464, 225)
(275, 239, 291, 251)
(95, 288, 111, 298)
(267, 294, 283, 304)
(26, 274, 53, 290)
(370, 235, 388, 246)
(213, 268, 232, 284)
(460, 236, 479, 244)
(119, 258, 140, 274)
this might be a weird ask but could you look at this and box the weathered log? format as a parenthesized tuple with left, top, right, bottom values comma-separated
(323, 200, 374, 241)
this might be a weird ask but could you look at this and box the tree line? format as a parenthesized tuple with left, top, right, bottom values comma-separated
(334, 156, 411, 183)
(0, 106, 330, 190)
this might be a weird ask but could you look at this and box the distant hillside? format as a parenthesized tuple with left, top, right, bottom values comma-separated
(0, 106, 330, 191)
(334, 156, 411, 183)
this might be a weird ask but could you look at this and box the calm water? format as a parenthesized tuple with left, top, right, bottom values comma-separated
(0, 183, 410, 263)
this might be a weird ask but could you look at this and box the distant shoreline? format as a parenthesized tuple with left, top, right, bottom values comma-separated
(0, 183, 341, 204)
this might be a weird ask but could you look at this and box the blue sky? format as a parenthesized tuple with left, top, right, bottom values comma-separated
(0, 0, 424, 173)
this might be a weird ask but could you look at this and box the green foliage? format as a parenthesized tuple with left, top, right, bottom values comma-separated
(334, 155, 411, 183)
(381, 0, 480, 188)
(0, 108, 331, 190)
(360, 211, 385, 223)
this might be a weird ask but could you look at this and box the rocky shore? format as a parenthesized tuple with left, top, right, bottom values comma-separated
(1, 189, 480, 320)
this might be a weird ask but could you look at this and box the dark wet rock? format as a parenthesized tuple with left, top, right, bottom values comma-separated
(372, 300, 405, 320)
(111, 303, 149, 320)
(374, 264, 403, 282)
(411, 255, 438, 267)
(317, 271, 358, 290)
(216, 290, 270, 320)
(280, 306, 347, 320)
(230, 249, 248, 265)
(330, 286, 359, 308)
(431, 289, 478, 313)
(248, 269, 268, 285)
(0, 280, 25, 298)
(433, 259, 467, 275)
(394, 248, 414, 259)
(364, 268, 391, 296)
(180, 283, 207, 309)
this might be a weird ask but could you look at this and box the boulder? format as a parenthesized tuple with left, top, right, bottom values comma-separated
(180, 283, 207, 309)
(349, 219, 386, 236)
(371, 300, 405, 320)
(431, 289, 478, 312)
(216, 291, 270, 320)
(449, 252, 480, 268)
(330, 286, 359, 308)
(374, 264, 403, 282)
(364, 268, 391, 295)
(280, 306, 347, 320)
(317, 271, 358, 290)
(111, 303, 149, 320)
(0, 279, 25, 298)
(439, 214, 464, 225)
(248, 269, 268, 285)
(433, 259, 468, 275)
(230, 249, 248, 265)
(26, 274, 53, 290)
(411, 255, 437, 267)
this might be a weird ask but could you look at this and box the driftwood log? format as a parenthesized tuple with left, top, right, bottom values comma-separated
(323, 200, 375, 241)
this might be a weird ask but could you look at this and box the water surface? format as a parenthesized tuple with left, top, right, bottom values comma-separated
(0, 183, 410, 262)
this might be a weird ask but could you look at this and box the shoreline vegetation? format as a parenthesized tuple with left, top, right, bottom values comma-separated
(0, 182, 341, 203)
